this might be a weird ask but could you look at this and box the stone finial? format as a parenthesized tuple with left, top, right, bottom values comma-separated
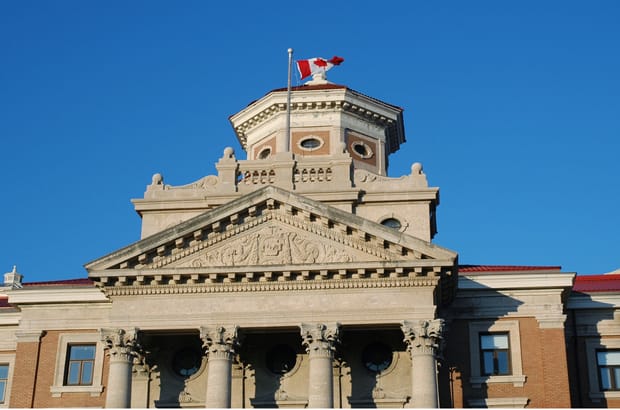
(411, 162, 424, 175)
(222, 147, 236, 159)
(4, 265, 23, 288)
(151, 173, 164, 185)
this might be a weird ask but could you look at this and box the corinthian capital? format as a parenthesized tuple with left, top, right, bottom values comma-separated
(401, 319, 444, 356)
(200, 325, 239, 360)
(100, 328, 141, 363)
(300, 323, 340, 358)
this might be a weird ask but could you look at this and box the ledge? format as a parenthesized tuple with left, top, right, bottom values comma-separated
(470, 375, 526, 388)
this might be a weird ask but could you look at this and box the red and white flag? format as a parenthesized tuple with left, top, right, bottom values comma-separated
(296, 56, 344, 80)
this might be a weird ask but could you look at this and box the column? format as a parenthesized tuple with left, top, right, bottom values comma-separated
(200, 325, 239, 408)
(401, 319, 444, 408)
(300, 323, 340, 408)
(101, 328, 140, 408)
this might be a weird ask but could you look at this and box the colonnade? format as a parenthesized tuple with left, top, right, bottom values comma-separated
(100, 319, 444, 408)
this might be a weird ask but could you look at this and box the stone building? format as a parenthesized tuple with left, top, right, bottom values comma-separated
(0, 76, 619, 408)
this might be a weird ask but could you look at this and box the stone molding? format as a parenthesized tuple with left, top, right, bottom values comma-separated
(300, 323, 340, 358)
(401, 319, 444, 356)
(100, 328, 141, 363)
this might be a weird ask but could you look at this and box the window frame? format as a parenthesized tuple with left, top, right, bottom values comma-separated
(469, 320, 526, 388)
(586, 339, 620, 401)
(0, 354, 15, 408)
(64, 344, 97, 386)
(50, 333, 104, 397)
(479, 332, 512, 376)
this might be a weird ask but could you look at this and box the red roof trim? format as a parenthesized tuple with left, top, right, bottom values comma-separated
(23, 278, 94, 287)
(0, 296, 11, 308)
(459, 265, 562, 272)
(573, 274, 620, 292)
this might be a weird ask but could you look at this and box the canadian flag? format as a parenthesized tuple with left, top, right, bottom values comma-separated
(296, 56, 345, 80)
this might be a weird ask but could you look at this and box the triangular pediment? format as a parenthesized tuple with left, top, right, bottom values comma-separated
(86, 186, 457, 291)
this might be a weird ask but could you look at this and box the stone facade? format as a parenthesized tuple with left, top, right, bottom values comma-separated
(0, 79, 619, 408)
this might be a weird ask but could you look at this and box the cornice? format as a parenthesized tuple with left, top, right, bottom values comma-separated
(459, 272, 575, 290)
(97, 275, 444, 297)
(8, 287, 108, 305)
(230, 88, 402, 150)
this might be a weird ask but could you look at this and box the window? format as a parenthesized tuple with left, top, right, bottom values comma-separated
(266, 344, 297, 375)
(65, 345, 96, 386)
(50, 333, 104, 398)
(362, 342, 393, 373)
(0, 364, 8, 404)
(468, 321, 525, 388)
(598, 350, 620, 391)
(381, 218, 402, 230)
(480, 333, 511, 375)
(298, 136, 324, 151)
(173, 348, 202, 377)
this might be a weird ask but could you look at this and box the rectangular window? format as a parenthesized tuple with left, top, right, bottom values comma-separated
(0, 364, 8, 404)
(598, 350, 620, 391)
(480, 333, 511, 376)
(64, 345, 96, 386)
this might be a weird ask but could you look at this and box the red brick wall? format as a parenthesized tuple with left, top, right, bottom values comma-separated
(10, 330, 108, 408)
(442, 317, 572, 408)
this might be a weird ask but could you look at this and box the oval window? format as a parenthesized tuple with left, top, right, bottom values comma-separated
(362, 342, 393, 373)
(299, 137, 322, 150)
(350, 141, 374, 159)
(381, 218, 402, 230)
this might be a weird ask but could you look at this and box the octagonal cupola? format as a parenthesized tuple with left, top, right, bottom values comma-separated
(229, 83, 405, 176)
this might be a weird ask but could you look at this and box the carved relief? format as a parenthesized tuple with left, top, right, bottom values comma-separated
(182, 225, 356, 268)
(401, 319, 444, 356)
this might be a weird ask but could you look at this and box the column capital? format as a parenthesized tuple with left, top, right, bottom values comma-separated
(100, 327, 141, 363)
(200, 325, 239, 360)
(300, 323, 340, 358)
(401, 319, 444, 356)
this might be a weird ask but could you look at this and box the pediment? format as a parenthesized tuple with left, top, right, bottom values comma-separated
(86, 186, 457, 290)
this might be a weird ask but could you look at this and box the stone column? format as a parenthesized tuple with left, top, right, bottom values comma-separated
(200, 325, 239, 408)
(300, 323, 340, 408)
(101, 328, 140, 408)
(401, 320, 444, 408)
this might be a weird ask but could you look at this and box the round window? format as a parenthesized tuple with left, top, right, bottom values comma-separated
(172, 348, 202, 377)
(266, 344, 297, 375)
(381, 218, 402, 230)
(362, 342, 393, 373)
(299, 137, 322, 150)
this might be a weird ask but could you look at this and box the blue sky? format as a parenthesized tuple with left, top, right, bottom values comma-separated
(1, 1, 618, 283)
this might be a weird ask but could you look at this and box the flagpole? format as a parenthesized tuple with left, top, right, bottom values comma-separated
(286, 48, 293, 153)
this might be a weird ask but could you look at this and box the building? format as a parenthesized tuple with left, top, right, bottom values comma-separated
(1, 74, 619, 408)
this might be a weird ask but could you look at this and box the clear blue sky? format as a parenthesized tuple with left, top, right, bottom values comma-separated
(1, 1, 618, 282)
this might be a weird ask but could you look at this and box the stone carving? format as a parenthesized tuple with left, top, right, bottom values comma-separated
(354, 164, 428, 188)
(300, 323, 340, 358)
(101, 328, 142, 363)
(401, 319, 444, 356)
(200, 326, 239, 360)
(186, 225, 354, 268)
